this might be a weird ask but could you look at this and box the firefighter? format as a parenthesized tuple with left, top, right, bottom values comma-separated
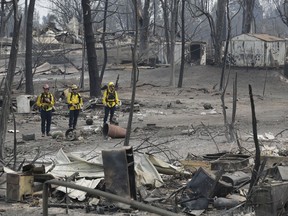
(67, 84, 83, 129)
(36, 84, 55, 137)
(102, 82, 120, 124)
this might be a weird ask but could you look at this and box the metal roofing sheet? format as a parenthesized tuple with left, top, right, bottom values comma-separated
(247, 33, 286, 42)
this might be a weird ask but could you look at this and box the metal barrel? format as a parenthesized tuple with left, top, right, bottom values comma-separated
(103, 123, 126, 138)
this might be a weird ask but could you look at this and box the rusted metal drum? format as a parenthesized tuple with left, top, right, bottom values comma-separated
(103, 123, 126, 138)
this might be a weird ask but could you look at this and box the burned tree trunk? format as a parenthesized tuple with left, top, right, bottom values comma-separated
(169, 0, 179, 87)
(138, 0, 150, 62)
(221, 73, 237, 143)
(100, 0, 108, 84)
(25, 0, 35, 94)
(192, 0, 226, 65)
(124, 0, 138, 146)
(160, 0, 170, 63)
(248, 84, 261, 195)
(0, 0, 21, 159)
(0, 0, 13, 38)
(178, 0, 185, 88)
(242, 0, 255, 34)
(219, 0, 231, 91)
(81, 0, 101, 97)
(214, 0, 226, 65)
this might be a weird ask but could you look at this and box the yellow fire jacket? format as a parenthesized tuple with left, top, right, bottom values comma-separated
(36, 92, 55, 111)
(102, 89, 119, 108)
(67, 92, 83, 110)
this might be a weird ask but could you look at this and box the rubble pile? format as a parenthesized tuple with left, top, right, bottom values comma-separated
(4, 142, 288, 216)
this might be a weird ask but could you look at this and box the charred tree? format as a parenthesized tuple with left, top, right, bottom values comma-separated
(159, 0, 170, 63)
(0, 0, 21, 159)
(274, 0, 288, 28)
(138, 0, 150, 63)
(214, 0, 227, 65)
(81, 0, 101, 97)
(248, 84, 261, 196)
(242, 0, 255, 33)
(153, 0, 157, 35)
(0, 0, 13, 37)
(219, 0, 231, 91)
(124, 0, 138, 146)
(25, 0, 35, 94)
(220, 1, 241, 143)
(100, 0, 108, 84)
(178, 0, 186, 88)
(169, 0, 180, 87)
(191, 0, 226, 65)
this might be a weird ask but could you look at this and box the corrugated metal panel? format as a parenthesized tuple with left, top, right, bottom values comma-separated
(231, 34, 286, 42)
(232, 34, 258, 41)
(57, 178, 103, 201)
(247, 34, 286, 42)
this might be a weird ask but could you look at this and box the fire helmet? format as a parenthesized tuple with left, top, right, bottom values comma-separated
(71, 84, 78, 90)
(43, 84, 49, 89)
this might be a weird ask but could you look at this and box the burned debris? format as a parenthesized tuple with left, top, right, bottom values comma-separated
(3, 119, 288, 216)
(1, 65, 288, 216)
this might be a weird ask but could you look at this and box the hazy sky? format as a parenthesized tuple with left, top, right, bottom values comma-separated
(35, 0, 51, 17)
(19, 0, 51, 18)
